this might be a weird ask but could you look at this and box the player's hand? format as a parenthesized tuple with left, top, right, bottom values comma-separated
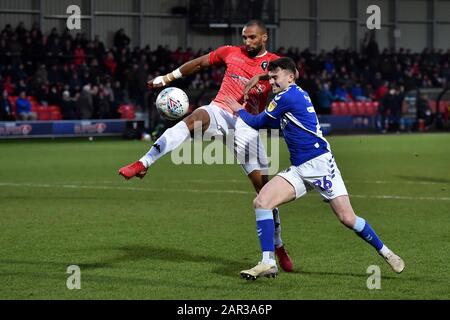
(147, 75, 170, 89)
(224, 96, 245, 113)
(243, 75, 261, 101)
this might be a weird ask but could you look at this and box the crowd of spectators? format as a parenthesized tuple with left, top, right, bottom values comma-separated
(1, 23, 449, 132)
(278, 33, 450, 116)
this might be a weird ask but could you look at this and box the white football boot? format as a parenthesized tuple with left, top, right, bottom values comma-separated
(240, 262, 278, 280)
(383, 251, 405, 273)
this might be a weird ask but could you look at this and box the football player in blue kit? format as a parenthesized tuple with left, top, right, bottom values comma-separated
(226, 57, 405, 280)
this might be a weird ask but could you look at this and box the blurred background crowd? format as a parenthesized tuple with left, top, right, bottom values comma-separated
(1, 22, 449, 133)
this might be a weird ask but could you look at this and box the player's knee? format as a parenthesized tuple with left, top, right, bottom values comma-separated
(331, 196, 356, 228)
(183, 109, 209, 132)
(339, 213, 356, 229)
(252, 197, 260, 209)
(253, 195, 272, 210)
(197, 109, 211, 127)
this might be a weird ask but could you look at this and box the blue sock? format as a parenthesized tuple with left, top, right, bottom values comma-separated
(255, 209, 275, 252)
(353, 216, 384, 251)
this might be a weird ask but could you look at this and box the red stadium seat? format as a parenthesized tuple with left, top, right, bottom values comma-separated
(35, 105, 62, 120)
(50, 110, 62, 120)
(30, 101, 39, 112)
(42, 106, 62, 120)
(27, 96, 37, 103)
(355, 102, 365, 116)
(37, 106, 51, 120)
(338, 102, 348, 115)
(347, 102, 357, 115)
(363, 102, 371, 115)
(332, 102, 348, 115)
(331, 102, 340, 115)
(365, 101, 378, 116)
(118, 104, 136, 119)
(372, 101, 380, 113)
(47, 105, 61, 113)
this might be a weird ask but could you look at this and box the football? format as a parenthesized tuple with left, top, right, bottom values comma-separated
(155, 87, 189, 120)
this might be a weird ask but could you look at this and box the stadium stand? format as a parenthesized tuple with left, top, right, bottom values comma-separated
(0, 22, 449, 132)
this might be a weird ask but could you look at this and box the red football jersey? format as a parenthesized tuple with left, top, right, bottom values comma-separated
(208, 46, 279, 114)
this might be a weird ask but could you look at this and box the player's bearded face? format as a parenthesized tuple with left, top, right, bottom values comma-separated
(246, 45, 263, 57)
(242, 26, 266, 57)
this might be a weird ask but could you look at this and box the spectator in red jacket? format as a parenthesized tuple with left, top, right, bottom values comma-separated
(74, 44, 86, 66)
(375, 80, 389, 100)
(104, 52, 116, 76)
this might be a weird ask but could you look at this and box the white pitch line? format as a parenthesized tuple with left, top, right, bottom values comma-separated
(176, 179, 449, 186)
(0, 182, 251, 195)
(0, 182, 449, 201)
(362, 180, 448, 186)
(56, 179, 449, 186)
(351, 194, 450, 201)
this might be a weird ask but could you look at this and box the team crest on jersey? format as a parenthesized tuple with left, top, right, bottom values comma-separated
(267, 100, 277, 112)
(261, 61, 268, 70)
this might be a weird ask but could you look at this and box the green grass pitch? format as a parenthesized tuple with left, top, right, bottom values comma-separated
(0, 133, 449, 299)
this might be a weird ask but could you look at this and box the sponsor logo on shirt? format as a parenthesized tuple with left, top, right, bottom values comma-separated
(267, 100, 277, 112)
(230, 74, 249, 87)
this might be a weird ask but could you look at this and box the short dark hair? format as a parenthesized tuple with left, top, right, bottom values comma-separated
(244, 20, 267, 34)
(268, 57, 297, 75)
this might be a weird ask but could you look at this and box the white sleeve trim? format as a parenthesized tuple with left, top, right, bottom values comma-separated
(265, 110, 277, 119)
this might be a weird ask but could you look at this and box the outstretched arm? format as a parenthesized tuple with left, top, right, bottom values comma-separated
(238, 109, 274, 130)
(148, 54, 211, 88)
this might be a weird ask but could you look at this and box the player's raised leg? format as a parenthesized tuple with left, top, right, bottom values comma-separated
(329, 195, 405, 273)
(118, 108, 210, 179)
(240, 176, 296, 280)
